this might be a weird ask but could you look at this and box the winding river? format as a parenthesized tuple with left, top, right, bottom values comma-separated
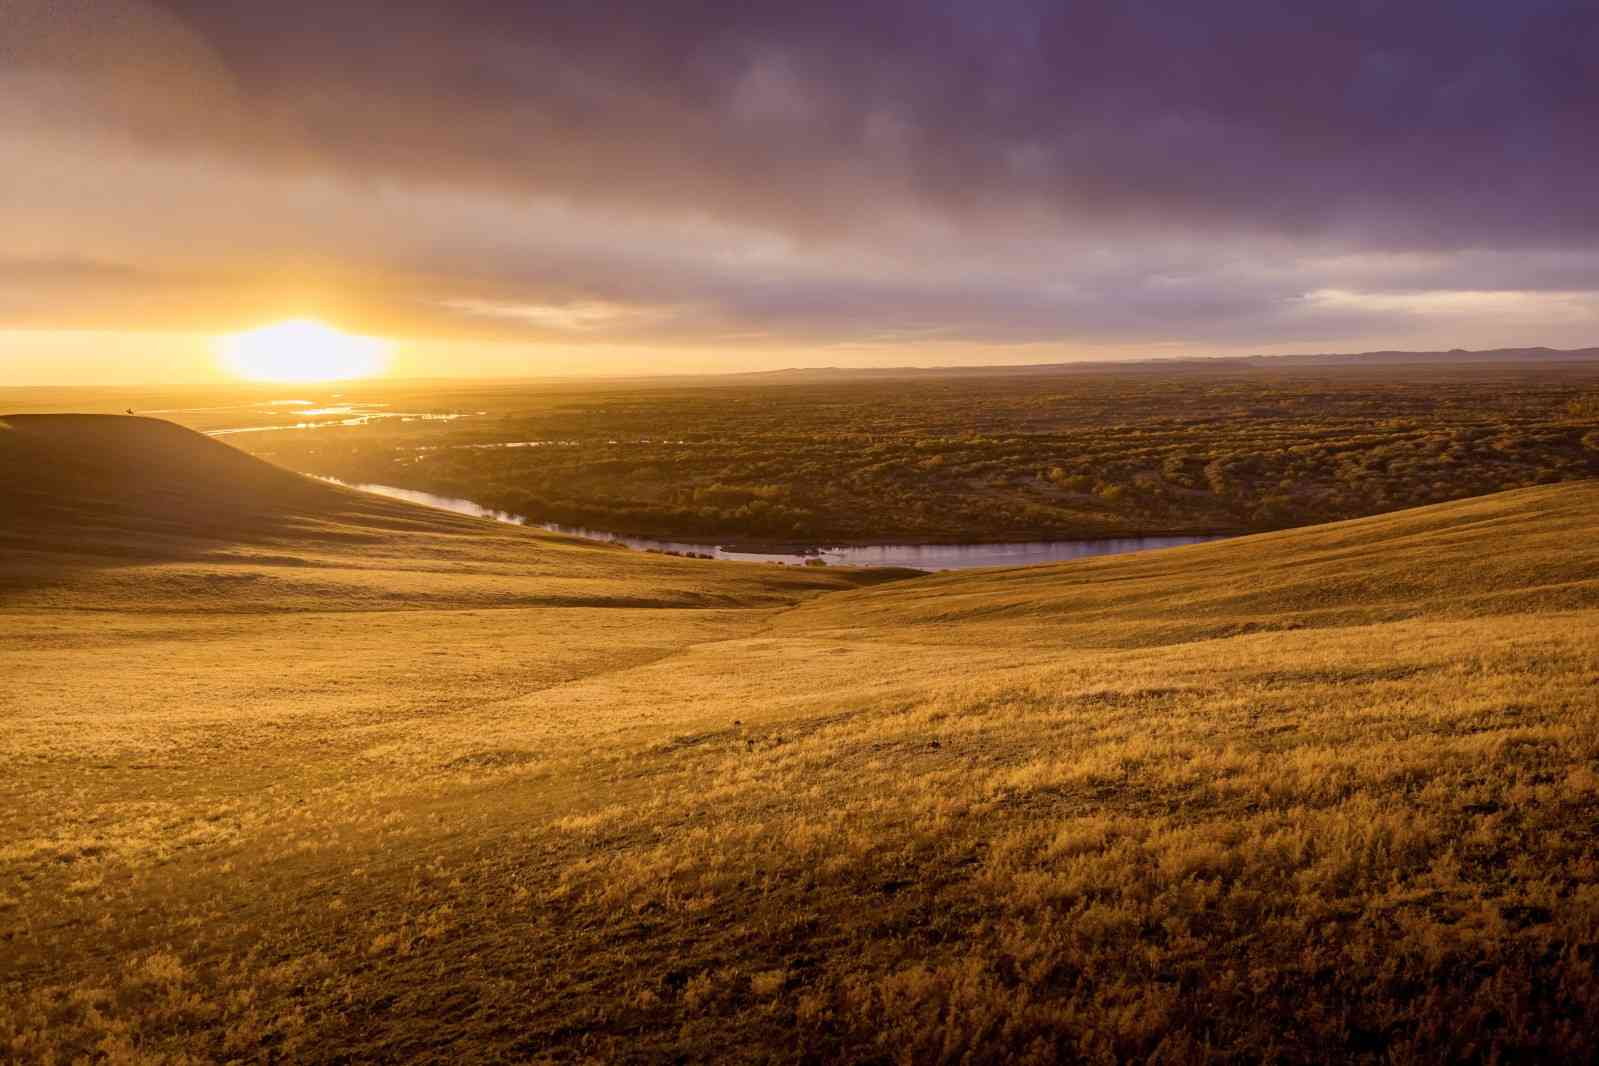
(322, 478, 1224, 570)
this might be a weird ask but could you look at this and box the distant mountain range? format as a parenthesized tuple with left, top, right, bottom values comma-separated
(733, 346, 1599, 382)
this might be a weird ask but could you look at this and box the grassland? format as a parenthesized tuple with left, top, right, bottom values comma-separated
(2, 413, 1598, 1062)
(13, 362, 1594, 548)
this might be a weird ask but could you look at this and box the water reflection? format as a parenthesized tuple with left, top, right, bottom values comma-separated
(210, 411, 469, 436)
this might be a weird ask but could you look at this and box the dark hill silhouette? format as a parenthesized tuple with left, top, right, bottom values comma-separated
(0, 414, 486, 555)
(0, 414, 908, 608)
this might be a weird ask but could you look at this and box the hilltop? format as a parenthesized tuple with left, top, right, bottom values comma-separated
(1, 419, 1596, 1062)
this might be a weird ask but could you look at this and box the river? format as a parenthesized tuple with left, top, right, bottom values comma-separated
(321, 478, 1224, 570)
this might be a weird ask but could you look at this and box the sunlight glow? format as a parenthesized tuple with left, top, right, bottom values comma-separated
(217, 320, 392, 382)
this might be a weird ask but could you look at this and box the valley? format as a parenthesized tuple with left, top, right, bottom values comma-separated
(3, 413, 1597, 1061)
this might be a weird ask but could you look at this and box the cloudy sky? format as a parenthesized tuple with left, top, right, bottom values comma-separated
(5, 0, 1599, 382)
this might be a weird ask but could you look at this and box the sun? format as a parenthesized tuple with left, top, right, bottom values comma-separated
(217, 319, 392, 383)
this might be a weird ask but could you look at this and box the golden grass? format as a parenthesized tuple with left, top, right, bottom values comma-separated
(2, 418, 1597, 1062)
(784, 481, 1599, 647)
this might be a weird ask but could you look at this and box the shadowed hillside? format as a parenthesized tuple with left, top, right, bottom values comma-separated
(0, 413, 540, 563)
(2, 426, 1597, 1062)
(0, 414, 912, 609)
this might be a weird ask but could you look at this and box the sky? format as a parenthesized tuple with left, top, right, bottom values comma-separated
(4, 0, 1599, 383)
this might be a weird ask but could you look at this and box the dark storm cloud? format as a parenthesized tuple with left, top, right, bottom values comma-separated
(8, 0, 1599, 368)
(110, 0, 1599, 250)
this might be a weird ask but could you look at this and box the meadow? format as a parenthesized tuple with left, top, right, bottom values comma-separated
(2, 411, 1597, 1062)
(22, 362, 1594, 548)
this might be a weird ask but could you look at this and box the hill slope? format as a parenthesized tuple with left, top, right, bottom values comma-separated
(785, 480, 1599, 646)
(0, 414, 908, 610)
(2, 426, 1597, 1063)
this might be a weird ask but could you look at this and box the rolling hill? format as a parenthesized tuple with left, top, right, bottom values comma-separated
(2, 416, 1597, 1062)
(787, 480, 1599, 646)
(0, 414, 908, 611)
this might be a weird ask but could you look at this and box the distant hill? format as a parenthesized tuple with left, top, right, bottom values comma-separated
(735, 345, 1599, 383)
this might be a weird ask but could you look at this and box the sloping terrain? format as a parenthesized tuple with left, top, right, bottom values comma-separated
(786, 481, 1599, 646)
(0, 414, 907, 611)
(1, 418, 1596, 1063)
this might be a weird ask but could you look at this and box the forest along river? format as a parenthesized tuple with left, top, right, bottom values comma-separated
(320, 478, 1224, 571)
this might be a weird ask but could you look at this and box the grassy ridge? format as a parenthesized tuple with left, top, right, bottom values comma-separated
(2, 418, 1597, 1062)
(785, 482, 1599, 645)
